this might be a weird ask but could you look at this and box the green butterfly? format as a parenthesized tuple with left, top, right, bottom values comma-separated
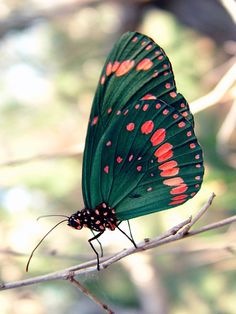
(66, 32, 204, 269)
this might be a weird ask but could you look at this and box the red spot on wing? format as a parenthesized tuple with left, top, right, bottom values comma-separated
(170, 184, 188, 195)
(126, 123, 135, 131)
(146, 44, 152, 50)
(116, 60, 135, 76)
(152, 71, 158, 78)
(173, 114, 179, 119)
(157, 150, 173, 162)
(91, 116, 98, 126)
(195, 154, 200, 160)
(147, 187, 153, 191)
(172, 194, 188, 200)
(154, 143, 173, 158)
(158, 160, 178, 170)
(106, 62, 112, 76)
(143, 104, 149, 111)
(112, 61, 120, 72)
(165, 83, 171, 89)
(141, 94, 157, 100)
(158, 55, 163, 60)
(106, 140, 112, 146)
(170, 91, 177, 98)
(178, 121, 186, 128)
(155, 103, 161, 109)
(107, 107, 112, 114)
(187, 131, 192, 137)
(150, 129, 166, 146)
(137, 166, 142, 172)
(163, 109, 169, 115)
(116, 156, 123, 163)
(190, 143, 196, 149)
(135, 104, 140, 109)
(101, 75, 105, 85)
(141, 120, 154, 134)
(132, 36, 138, 42)
(163, 177, 184, 186)
(180, 103, 185, 108)
(104, 166, 109, 174)
(129, 155, 134, 162)
(160, 168, 179, 177)
(182, 111, 188, 117)
(169, 199, 186, 205)
(136, 58, 153, 71)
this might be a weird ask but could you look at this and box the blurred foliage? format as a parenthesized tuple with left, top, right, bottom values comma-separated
(0, 1, 235, 314)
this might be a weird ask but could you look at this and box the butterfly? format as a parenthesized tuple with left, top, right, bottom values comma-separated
(26, 32, 204, 272)
(66, 32, 204, 269)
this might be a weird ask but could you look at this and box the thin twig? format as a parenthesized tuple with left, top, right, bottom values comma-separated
(2, 193, 236, 292)
(0, 151, 83, 168)
(220, 0, 236, 22)
(190, 62, 236, 113)
(181, 192, 216, 234)
(68, 275, 114, 314)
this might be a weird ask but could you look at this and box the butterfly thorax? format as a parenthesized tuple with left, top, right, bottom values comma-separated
(68, 202, 118, 232)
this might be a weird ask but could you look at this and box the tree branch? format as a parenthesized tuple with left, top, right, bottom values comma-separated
(68, 276, 114, 314)
(191, 61, 236, 113)
(0, 150, 83, 167)
(1, 193, 236, 293)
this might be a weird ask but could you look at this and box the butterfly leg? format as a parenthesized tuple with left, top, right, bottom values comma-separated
(91, 230, 104, 257)
(127, 220, 137, 248)
(88, 231, 104, 271)
(116, 222, 137, 248)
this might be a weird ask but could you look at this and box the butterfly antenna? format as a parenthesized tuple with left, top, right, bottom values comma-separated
(26, 219, 68, 272)
(37, 214, 69, 221)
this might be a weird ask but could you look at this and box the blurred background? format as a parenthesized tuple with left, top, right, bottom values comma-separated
(0, 0, 236, 313)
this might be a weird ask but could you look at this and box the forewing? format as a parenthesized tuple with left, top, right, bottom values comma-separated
(83, 32, 193, 208)
(89, 99, 204, 220)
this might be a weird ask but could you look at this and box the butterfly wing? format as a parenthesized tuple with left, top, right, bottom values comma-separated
(88, 99, 204, 220)
(83, 31, 196, 209)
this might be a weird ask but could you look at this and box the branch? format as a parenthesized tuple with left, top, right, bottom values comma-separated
(68, 276, 114, 314)
(220, 0, 236, 23)
(190, 61, 236, 113)
(1, 193, 236, 292)
(0, 149, 83, 168)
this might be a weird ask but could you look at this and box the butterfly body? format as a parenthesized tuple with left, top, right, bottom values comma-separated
(68, 203, 118, 232)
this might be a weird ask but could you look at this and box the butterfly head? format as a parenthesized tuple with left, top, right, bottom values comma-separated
(68, 211, 84, 230)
